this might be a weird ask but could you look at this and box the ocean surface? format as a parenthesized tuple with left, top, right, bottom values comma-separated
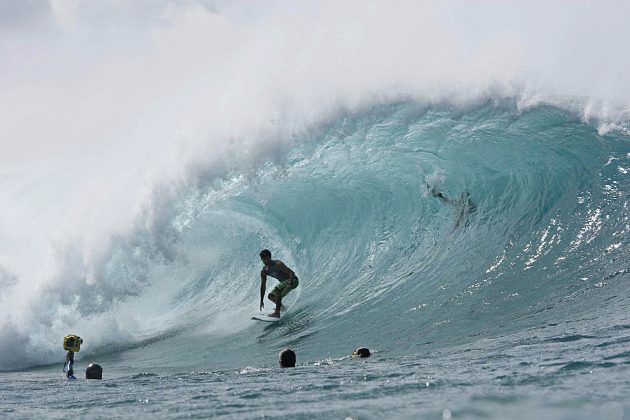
(2, 102, 629, 419)
(1, 2, 630, 419)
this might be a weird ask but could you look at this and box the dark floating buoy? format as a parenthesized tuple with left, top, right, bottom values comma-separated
(85, 363, 103, 380)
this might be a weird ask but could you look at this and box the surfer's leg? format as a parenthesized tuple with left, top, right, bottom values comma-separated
(268, 291, 286, 310)
(267, 286, 281, 317)
(283, 277, 298, 296)
(274, 288, 282, 313)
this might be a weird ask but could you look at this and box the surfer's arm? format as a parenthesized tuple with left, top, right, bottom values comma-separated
(438, 194, 451, 205)
(435, 192, 455, 206)
(260, 271, 267, 311)
(427, 184, 453, 205)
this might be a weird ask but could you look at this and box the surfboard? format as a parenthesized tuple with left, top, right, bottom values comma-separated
(251, 313, 281, 322)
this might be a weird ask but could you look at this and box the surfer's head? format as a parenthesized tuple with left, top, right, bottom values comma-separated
(85, 363, 103, 380)
(260, 249, 272, 264)
(279, 348, 296, 368)
(352, 347, 371, 358)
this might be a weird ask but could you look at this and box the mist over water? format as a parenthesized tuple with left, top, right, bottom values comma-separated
(1, 0, 630, 379)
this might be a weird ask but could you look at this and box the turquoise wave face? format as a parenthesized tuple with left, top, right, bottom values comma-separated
(5, 101, 629, 371)
(99, 101, 627, 369)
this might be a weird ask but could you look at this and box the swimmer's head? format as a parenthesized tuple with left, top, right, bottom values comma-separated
(352, 347, 371, 358)
(279, 348, 296, 368)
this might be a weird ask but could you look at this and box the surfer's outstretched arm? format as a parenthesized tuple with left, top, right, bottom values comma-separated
(427, 183, 455, 205)
(259, 272, 267, 311)
(436, 192, 453, 205)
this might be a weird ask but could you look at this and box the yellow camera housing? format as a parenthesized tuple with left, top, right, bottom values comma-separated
(63, 335, 83, 352)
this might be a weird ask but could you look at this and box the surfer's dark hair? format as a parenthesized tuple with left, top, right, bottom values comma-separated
(259, 249, 271, 259)
(279, 348, 296, 368)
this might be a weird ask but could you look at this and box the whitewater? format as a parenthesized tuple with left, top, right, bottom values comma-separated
(1, 1, 629, 419)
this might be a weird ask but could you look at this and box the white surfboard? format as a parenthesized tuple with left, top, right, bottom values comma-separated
(251, 313, 281, 322)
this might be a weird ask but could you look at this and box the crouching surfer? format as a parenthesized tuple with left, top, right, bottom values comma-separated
(259, 249, 299, 318)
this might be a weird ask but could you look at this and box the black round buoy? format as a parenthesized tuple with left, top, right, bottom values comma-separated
(354, 347, 371, 358)
(85, 363, 103, 379)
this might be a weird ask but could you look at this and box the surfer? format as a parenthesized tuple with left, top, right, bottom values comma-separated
(259, 249, 299, 318)
(427, 183, 476, 227)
